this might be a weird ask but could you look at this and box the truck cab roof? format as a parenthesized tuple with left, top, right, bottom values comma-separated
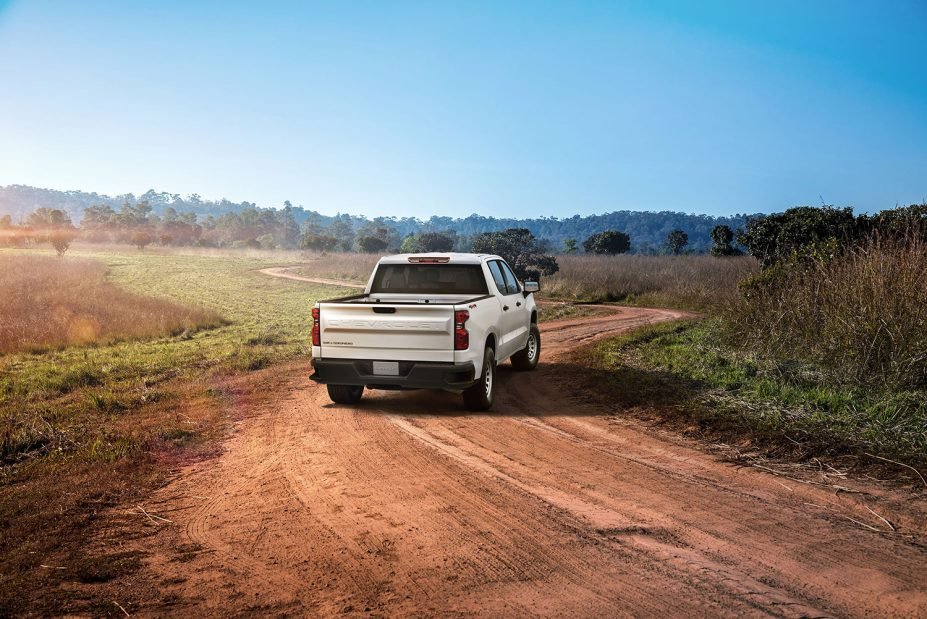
(377, 252, 501, 266)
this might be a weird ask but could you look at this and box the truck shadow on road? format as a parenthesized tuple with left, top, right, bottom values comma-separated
(334, 359, 701, 419)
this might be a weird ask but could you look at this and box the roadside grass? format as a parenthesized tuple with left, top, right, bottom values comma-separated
(725, 233, 927, 391)
(544, 254, 758, 310)
(0, 247, 349, 614)
(575, 319, 927, 465)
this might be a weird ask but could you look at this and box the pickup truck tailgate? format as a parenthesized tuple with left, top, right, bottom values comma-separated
(318, 303, 454, 362)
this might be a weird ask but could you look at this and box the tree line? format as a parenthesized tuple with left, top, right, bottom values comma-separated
(0, 184, 757, 253)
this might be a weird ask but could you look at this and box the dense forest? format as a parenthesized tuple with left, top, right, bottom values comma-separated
(0, 184, 759, 253)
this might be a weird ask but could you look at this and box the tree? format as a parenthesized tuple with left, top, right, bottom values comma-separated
(400, 234, 420, 253)
(470, 228, 559, 280)
(416, 232, 454, 252)
(737, 206, 857, 267)
(26, 208, 78, 256)
(329, 216, 355, 252)
(300, 233, 338, 252)
(710, 225, 741, 257)
(563, 238, 578, 254)
(356, 236, 388, 253)
(860, 202, 927, 242)
(131, 230, 154, 250)
(666, 230, 688, 255)
(583, 230, 630, 255)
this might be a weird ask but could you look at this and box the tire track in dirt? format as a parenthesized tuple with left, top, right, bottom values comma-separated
(118, 274, 927, 617)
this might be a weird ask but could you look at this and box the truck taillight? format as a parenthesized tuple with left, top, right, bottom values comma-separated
(311, 307, 321, 346)
(454, 309, 469, 351)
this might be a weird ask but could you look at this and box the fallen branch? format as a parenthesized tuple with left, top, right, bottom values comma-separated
(113, 600, 130, 617)
(805, 503, 884, 533)
(750, 464, 863, 493)
(864, 453, 927, 488)
(865, 505, 896, 532)
(136, 504, 172, 524)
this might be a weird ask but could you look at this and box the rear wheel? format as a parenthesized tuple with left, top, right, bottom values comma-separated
(463, 347, 495, 411)
(327, 384, 364, 404)
(511, 325, 540, 371)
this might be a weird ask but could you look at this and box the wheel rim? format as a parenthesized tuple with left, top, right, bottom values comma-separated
(527, 333, 538, 361)
(484, 360, 493, 397)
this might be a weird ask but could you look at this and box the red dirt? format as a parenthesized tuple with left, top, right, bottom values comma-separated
(103, 306, 927, 617)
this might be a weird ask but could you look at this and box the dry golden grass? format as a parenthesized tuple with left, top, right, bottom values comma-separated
(726, 233, 927, 389)
(0, 254, 223, 353)
(290, 251, 383, 282)
(288, 252, 759, 311)
(544, 254, 759, 309)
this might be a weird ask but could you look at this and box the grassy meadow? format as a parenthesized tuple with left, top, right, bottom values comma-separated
(0, 254, 224, 354)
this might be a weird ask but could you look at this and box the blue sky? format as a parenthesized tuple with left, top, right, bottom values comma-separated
(0, 0, 924, 218)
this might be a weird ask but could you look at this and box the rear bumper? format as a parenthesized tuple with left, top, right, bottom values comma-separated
(311, 358, 478, 390)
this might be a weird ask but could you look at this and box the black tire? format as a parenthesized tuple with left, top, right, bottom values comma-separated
(327, 384, 364, 404)
(463, 346, 496, 411)
(511, 325, 541, 371)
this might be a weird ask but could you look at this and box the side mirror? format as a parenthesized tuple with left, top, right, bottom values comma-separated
(523, 281, 539, 295)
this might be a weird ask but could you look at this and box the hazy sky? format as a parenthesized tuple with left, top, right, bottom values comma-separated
(1, 0, 925, 218)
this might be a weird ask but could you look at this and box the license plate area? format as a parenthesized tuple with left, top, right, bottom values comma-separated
(372, 361, 400, 376)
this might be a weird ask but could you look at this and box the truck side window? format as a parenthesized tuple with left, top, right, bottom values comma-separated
(487, 261, 508, 295)
(499, 261, 521, 295)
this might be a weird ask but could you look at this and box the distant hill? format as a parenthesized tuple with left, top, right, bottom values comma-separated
(0, 184, 760, 253)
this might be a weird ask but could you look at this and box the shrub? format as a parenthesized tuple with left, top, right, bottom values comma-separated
(471, 228, 559, 280)
(737, 206, 858, 267)
(131, 230, 155, 250)
(300, 233, 338, 252)
(416, 232, 454, 252)
(356, 236, 389, 253)
(582, 230, 630, 255)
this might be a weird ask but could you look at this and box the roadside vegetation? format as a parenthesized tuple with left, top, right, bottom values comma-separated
(579, 320, 927, 463)
(544, 254, 757, 310)
(577, 204, 927, 467)
(0, 247, 349, 614)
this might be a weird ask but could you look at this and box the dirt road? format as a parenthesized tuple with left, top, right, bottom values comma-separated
(122, 305, 927, 617)
(258, 266, 366, 289)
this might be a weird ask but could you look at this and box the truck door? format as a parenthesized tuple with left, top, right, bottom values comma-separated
(497, 260, 530, 353)
(487, 260, 527, 359)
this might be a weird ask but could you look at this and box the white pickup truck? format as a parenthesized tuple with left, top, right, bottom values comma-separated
(310, 253, 541, 410)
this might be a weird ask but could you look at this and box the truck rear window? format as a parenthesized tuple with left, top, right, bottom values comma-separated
(370, 264, 489, 295)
